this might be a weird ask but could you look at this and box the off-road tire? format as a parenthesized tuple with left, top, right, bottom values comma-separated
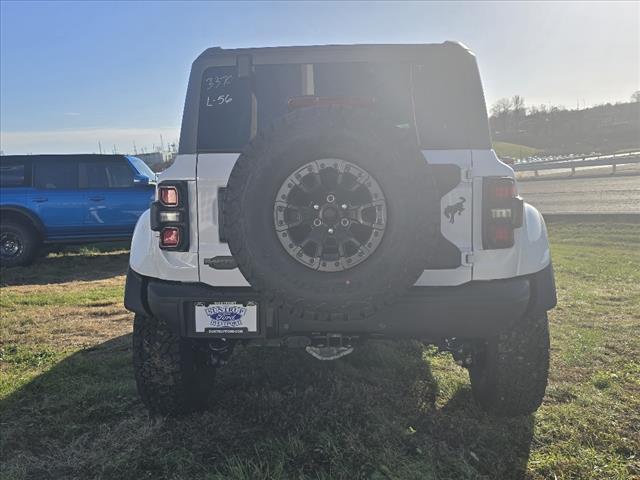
(223, 106, 440, 321)
(469, 313, 550, 416)
(0, 221, 40, 267)
(133, 314, 216, 416)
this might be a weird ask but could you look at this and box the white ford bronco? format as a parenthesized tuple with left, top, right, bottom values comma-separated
(125, 43, 556, 417)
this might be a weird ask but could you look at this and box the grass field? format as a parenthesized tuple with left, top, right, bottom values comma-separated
(1, 221, 639, 479)
(492, 142, 541, 159)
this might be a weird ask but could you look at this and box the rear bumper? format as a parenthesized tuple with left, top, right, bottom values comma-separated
(124, 263, 556, 340)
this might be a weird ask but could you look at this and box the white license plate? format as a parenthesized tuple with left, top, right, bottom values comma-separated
(194, 301, 258, 334)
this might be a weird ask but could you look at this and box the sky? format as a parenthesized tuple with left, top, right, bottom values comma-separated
(1, 0, 638, 155)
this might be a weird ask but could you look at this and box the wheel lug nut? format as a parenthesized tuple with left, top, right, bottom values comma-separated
(328, 228, 334, 234)
(326, 194, 335, 203)
(341, 218, 350, 227)
(313, 204, 320, 210)
(313, 219, 322, 227)
(341, 204, 348, 209)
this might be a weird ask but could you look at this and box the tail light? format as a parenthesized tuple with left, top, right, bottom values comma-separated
(150, 181, 189, 251)
(159, 185, 179, 206)
(483, 177, 523, 249)
(160, 227, 181, 247)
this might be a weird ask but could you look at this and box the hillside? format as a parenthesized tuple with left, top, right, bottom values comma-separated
(490, 101, 640, 154)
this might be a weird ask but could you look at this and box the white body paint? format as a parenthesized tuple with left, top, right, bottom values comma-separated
(416, 150, 473, 286)
(129, 150, 551, 285)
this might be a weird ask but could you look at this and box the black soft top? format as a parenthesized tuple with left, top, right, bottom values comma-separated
(180, 42, 491, 153)
(195, 42, 472, 64)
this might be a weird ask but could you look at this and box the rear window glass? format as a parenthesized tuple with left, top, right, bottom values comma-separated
(313, 62, 413, 129)
(197, 62, 414, 152)
(254, 64, 303, 132)
(412, 63, 490, 149)
(197, 58, 490, 152)
(34, 161, 78, 189)
(0, 162, 27, 187)
(197, 66, 252, 151)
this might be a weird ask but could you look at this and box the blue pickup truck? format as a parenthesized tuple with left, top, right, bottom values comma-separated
(0, 154, 156, 267)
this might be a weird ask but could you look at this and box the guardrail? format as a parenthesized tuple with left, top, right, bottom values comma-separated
(513, 151, 640, 176)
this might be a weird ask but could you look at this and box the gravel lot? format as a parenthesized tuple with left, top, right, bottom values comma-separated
(519, 174, 640, 214)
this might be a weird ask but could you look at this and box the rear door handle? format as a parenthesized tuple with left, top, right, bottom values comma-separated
(89, 196, 105, 201)
(33, 197, 48, 203)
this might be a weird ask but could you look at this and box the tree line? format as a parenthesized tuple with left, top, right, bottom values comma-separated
(489, 92, 640, 155)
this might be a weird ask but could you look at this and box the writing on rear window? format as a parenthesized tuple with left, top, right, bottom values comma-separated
(206, 94, 233, 106)
(205, 74, 235, 107)
(198, 66, 252, 151)
(206, 75, 233, 90)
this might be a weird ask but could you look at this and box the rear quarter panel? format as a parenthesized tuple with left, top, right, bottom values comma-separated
(196, 153, 250, 286)
(471, 149, 551, 279)
(129, 154, 200, 281)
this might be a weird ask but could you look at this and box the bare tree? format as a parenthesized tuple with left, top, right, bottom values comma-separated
(511, 95, 526, 131)
(490, 98, 514, 133)
(491, 97, 513, 118)
(511, 95, 525, 114)
(632, 90, 640, 103)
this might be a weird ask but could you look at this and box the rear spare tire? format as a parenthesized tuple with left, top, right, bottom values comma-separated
(223, 106, 439, 320)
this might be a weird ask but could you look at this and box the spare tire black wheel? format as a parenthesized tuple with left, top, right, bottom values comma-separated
(223, 106, 440, 321)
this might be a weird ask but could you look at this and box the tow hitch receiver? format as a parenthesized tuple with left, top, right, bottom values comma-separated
(305, 334, 354, 361)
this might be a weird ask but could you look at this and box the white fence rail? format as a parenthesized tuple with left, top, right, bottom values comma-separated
(512, 151, 640, 176)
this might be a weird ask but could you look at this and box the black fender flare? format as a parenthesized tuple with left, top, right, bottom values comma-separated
(0, 205, 45, 236)
(124, 268, 152, 317)
(527, 262, 557, 317)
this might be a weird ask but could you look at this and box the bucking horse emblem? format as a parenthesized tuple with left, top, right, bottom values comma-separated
(444, 197, 466, 224)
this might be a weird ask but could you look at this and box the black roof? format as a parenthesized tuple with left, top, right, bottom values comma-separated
(193, 41, 474, 66)
(0, 154, 130, 162)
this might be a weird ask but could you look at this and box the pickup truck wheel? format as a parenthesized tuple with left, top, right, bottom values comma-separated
(468, 313, 550, 416)
(133, 314, 216, 416)
(0, 221, 40, 267)
(224, 106, 440, 321)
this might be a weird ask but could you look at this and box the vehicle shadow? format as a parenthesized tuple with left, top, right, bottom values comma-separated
(0, 246, 129, 286)
(0, 336, 534, 479)
(426, 387, 535, 479)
